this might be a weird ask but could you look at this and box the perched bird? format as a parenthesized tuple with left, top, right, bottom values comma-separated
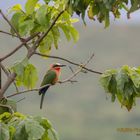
(39, 63, 66, 109)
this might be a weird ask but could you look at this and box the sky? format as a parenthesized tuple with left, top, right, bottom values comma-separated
(0, 0, 140, 25)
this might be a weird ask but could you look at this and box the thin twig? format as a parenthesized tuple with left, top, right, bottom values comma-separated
(68, 66, 75, 74)
(0, 10, 30, 49)
(7, 69, 19, 93)
(60, 53, 95, 83)
(7, 84, 51, 98)
(6, 53, 94, 98)
(35, 52, 103, 75)
(0, 10, 66, 98)
(16, 97, 26, 103)
(32, 10, 65, 51)
(0, 10, 21, 39)
(0, 34, 38, 61)
(0, 73, 16, 98)
(0, 63, 19, 92)
(0, 62, 9, 76)
(0, 43, 25, 61)
(0, 30, 24, 39)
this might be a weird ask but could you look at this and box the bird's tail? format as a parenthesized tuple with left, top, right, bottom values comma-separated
(39, 85, 50, 109)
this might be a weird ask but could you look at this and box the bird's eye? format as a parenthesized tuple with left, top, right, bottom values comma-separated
(53, 64, 58, 68)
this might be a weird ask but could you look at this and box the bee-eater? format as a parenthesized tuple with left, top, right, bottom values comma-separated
(39, 63, 66, 109)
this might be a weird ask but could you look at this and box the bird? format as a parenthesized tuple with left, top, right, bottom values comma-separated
(39, 63, 66, 109)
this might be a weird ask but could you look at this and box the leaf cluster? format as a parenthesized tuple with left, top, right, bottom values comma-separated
(0, 112, 58, 140)
(67, 0, 140, 27)
(100, 65, 140, 111)
(10, 0, 79, 52)
(11, 58, 38, 89)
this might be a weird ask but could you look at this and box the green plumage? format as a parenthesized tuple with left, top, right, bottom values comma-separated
(39, 70, 57, 109)
(40, 70, 57, 87)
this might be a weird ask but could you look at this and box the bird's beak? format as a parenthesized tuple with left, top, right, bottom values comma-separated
(59, 64, 66, 67)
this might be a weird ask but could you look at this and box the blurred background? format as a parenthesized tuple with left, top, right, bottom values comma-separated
(1, 1, 140, 140)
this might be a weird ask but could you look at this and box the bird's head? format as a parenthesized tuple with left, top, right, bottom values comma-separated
(50, 63, 66, 71)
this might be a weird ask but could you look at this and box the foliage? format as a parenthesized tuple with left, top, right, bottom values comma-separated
(0, 99, 17, 114)
(8, 0, 140, 90)
(67, 0, 140, 27)
(0, 0, 140, 139)
(100, 65, 140, 111)
(11, 58, 38, 89)
(9, 0, 79, 90)
(0, 112, 58, 140)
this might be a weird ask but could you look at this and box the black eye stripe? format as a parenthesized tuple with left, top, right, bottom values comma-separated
(53, 64, 59, 68)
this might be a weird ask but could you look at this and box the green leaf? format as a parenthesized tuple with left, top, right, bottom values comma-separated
(9, 126, 16, 140)
(108, 75, 117, 102)
(23, 64, 38, 89)
(100, 69, 116, 93)
(50, 128, 59, 140)
(100, 65, 140, 111)
(34, 116, 51, 130)
(25, 119, 45, 140)
(0, 112, 58, 140)
(42, 130, 51, 140)
(19, 19, 34, 36)
(35, 5, 49, 27)
(129, 67, 140, 88)
(12, 62, 25, 76)
(0, 123, 10, 140)
(116, 69, 129, 95)
(11, 58, 29, 76)
(25, 0, 39, 15)
(10, 4, 22, 12)
(39, 33, 52, 55)
(59, 24, 71, 41)
(69, 26, 79, 42)
(105, 11, 110, 28)
(0, 113, 12, 123)
(88, 5, 94, 20)
(70, 18, 79, 23)
(128, 0, 140, 14)
(10, 12, 24, 34)
(13, 121, 28, 140)
(52, 27, 60, 49)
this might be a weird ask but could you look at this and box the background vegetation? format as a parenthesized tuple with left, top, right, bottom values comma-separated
(1, 0, 140, 140)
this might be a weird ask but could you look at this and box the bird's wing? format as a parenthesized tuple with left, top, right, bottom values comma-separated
(40, 70, 57, 86)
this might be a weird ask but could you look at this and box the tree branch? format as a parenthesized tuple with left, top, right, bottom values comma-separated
(0, 30, 24, 39)
(0, 10, 31, 49)
(0, 73, 16, 98)
(0, 33, 39, 62)
(35, 52, 103, 75)
(0, 10, 21, 40)
(32, 10, 65, 51)
(0, 62, 9, 76)
(6, 53, 94, 98)
(60, 53, 95, 83)
(7, 84, 51, 98)
(0, 42, 26, 61)
(0, 10, 66, 98)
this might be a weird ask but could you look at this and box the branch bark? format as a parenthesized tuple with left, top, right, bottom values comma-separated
(6, 53, 94, 98)
(0, 30, 24, 39)
(32, 10, 65, 51)
(60, 53, 95, 83)
(35, 52, 103, 75)
(0, 10, 65, 99)
(0, 33, 39, 61)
